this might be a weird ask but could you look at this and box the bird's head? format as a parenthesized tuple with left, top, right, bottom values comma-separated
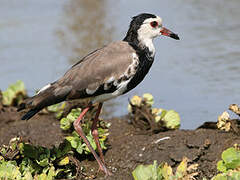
(124, 13, 179, 48)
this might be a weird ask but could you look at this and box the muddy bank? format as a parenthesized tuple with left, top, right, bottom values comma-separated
(0, 105, 239, 179)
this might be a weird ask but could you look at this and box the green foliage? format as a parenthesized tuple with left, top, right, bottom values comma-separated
(132, 158, 198, 180)
(60, 108, 82, 130)
(0, 161, 22, 180)
(47, 102, 66, 119)
(128, 93, 180, 130)
(2, 80, 26, 106)
(213, 172, 240, 180)
(218, 147, 240, 172)
(212, 146, 240, 179)
(0, 137, 76, 179)
(132, 146, 240, 180)
(161, 109, 181, 129)
(132, 161, 160, 180)
(60, 108, 110, 155)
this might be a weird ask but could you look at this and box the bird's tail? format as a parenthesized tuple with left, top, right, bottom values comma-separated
(18, 83, 71, 120)
(21, 109, 40, 120)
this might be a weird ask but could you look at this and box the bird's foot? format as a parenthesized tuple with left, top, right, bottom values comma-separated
(98, 164, 113, 176)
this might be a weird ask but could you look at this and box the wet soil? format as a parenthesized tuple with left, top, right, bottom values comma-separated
(0, 104, 240, 180)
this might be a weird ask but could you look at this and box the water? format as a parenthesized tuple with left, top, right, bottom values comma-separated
(1, 0, 240, 129)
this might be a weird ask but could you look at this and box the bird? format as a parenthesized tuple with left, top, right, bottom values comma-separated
(18, 13, 179, 176)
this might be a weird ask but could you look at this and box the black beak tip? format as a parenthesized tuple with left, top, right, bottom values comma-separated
(170, 33, 180, 40)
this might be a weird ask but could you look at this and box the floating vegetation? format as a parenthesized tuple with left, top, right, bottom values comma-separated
(128, 93, 180, 133)
(0, 137, 77, 179)
(132, 145, 240, 180)
(1, 80, 26, 106)
(60, 108, 110, 155)
(47, 102, 66, 119)
(212, 145, 240, 179)
(217, 104, 240, 134)
(217, 111, 231, 132)
(132, 157, 198, 180)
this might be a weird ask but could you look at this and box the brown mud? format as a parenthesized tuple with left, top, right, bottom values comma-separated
(0, 103, 240, 180)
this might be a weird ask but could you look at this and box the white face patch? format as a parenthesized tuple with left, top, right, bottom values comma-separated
(37, 84, 50, 94)
(137, 16, 163, 56)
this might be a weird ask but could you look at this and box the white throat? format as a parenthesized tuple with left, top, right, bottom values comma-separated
(138, 35, 156, 57)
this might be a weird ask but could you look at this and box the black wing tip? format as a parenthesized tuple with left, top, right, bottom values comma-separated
(17, 103, 26, 112)
(21, 109, 39, 120)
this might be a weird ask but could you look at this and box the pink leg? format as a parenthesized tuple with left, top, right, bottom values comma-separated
(91, 103, 105, 164)
(73, 103, 112, 176)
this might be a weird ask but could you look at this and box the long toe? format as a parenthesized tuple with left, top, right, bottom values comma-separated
(104, 169, 113, 177)
(98, 164, 113, 176)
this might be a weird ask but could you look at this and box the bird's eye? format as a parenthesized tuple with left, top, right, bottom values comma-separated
(150, 21, 158, 28)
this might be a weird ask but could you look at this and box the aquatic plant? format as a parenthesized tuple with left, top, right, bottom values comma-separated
(132, 145, 240, 180)
(60, 108, 110, 155)
(47, 102, 66, 119)
(217, 104, 240, 133)
(1, 80, 26, 106)
(0, 137, 76, 179)
(128, 93, 180, 132)
(212, 145, 240, 179)
(132, 157, 198, 180)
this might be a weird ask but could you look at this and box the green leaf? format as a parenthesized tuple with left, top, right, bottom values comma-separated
(47, 102, 65, 119)
(221, 147, 240, 170)
(212, 174, 228, 180)
(217, 160, 227, 172)
(60, 118, 72, 130)
(132, 160, 158, 180)
(231, 171, 240, 180)
(37, 173, 48, 180)
(66, 136, 79, 149)
(160, 163, 173, 179)
(162, 110, 180, 129)
(47, 102, 65, 113)
(19, 157, 37, 174)
(55, 140, 72, 158)
(61, 108, 109, 156)
(58, 156, 69, 166)
(67, 108, 81, 123)
(2, 80, 26, 106)
(143, 93, 154, 106)
(0, 161, 22, 179)
(37, 152, 50, 167)
(2, 89, 15, 106)
(37, 158, 49, 167)
(85, 133, 97, 153)
(0, 137, 77, 179)
(47, 166, 56, 179)
(60, 108, 82, 130)
(23, 171, 33, 180)
(128, 95, 142, 113)
(76, 143, 84, 154)
(159, 109, 167, 120)
(23, 144, 39, 159)
(176, 157, 188, 177)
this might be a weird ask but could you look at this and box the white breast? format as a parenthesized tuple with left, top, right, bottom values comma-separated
(92, 78, 132, 103)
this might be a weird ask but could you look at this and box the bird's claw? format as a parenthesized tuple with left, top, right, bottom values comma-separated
(98, 164, 113, 176)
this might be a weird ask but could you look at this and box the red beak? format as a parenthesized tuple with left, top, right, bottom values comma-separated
(160, 27, 180, 40)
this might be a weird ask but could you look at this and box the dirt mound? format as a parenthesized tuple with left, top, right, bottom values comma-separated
(0, 105, 239, 179)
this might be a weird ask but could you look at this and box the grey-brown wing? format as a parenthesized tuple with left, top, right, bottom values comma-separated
(18, 41, 136, 120)
(56, 41, 136, 98)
